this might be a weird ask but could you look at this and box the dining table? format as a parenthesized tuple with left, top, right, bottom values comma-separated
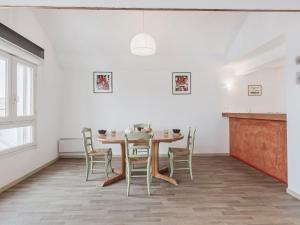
(96, 131, 184, 187)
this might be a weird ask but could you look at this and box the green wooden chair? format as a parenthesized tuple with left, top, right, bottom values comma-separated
(168, 127, 196, 180)
(132, 123, 151, 155)
(81, 128, 112, 181)
(125, 131, 153, 196)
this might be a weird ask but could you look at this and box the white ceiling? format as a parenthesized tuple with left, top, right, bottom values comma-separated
(34, 10, 246, 71)
(2, 0, 300, 10)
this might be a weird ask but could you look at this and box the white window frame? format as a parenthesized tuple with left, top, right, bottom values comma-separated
(12, 56, 37, 122)
(0, 50, 11, 123)
(0, 122, 36, 154)
(0, 49, 37, 155)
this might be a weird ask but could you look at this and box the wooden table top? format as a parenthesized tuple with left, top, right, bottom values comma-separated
(96, 131, 184, 144)
(222, 112, 287, 121)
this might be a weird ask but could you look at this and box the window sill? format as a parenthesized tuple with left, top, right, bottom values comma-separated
(0, 143, 37, 158)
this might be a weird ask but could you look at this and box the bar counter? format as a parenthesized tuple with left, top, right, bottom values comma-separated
(222, 112, 287, 183)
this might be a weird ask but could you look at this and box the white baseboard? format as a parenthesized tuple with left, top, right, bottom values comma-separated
(287, 188, 300, 200)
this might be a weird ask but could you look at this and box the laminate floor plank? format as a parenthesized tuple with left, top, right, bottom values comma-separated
(0, 156, 300, 225)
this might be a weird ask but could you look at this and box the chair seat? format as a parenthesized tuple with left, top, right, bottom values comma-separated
(128, 155, 149, 164)
(89, 148, 112, 156)
(169, 147, 190, 156)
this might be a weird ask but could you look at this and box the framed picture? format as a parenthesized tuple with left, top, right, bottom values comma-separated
(93, 72, 113, 93)
(172, 72, 191, 95)
(248, 85, 262, 96)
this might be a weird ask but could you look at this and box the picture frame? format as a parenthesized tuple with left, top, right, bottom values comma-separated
(248, 85, 262, 96)
(93, 72, 113, 93)
(172, 72, 191, 95)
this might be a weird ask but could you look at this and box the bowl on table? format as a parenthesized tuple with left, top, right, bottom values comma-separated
(98, 129, 107, 136)
(172, 129, 181, 134)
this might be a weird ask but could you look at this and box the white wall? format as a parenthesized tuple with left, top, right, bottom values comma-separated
(41, 11, 244, 156)
(226, 13, 288, 62)
(222, 13, 287, 114)
(285, 16, 300, 198)
(221, 66, 286, 113)
(60, 68, 228, 155)
(224, 12, 300, 198)
(0, 8, 63, 188)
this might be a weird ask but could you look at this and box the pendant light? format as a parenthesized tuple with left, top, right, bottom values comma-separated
(130, 11, 156, 56)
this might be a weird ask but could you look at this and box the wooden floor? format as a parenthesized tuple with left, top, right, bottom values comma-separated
(1, 156, 300, 225)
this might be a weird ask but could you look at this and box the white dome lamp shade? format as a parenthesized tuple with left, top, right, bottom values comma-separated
(130, 33, 156, 56)
(130, 11, 156, 56)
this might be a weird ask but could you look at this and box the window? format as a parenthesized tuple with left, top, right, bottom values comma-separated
(16, 61, 35, 118)
(0, 50, 36, 153)
(0, 126, 33, 151)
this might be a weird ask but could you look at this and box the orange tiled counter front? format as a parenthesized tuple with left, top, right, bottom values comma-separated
(222, 113, 287, 183)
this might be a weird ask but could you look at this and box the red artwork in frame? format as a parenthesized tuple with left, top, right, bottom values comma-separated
(172, 72, 191, 95)
(93, 72, 113, 93)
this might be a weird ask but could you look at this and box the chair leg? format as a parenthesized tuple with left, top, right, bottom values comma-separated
(169, 153, 174, 177)
(147, 158, 151, 196)
(132, 149, 137, 169)
(91, 156, 94, 174)
(104, 154, 109, 178)
(85, 159, 90, 181)
(108, 154, 113, 173)
(150, 163, 153, 183)
(126, 162, 131, 197)
(168, 152, 171, 174)
(189, 154, 193, 180)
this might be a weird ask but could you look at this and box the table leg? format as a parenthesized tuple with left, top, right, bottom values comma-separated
(159, 167, 169, 174)
(101, 143, 126, 187)
(152, 142, 178, 186)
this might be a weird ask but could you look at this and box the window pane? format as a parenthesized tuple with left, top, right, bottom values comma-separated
(0, 57, 8, 118)
(0, 126, 33, 152)
(17, 63, 34, 117)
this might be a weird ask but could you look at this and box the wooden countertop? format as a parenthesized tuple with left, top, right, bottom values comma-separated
(222, 112, 287, 121)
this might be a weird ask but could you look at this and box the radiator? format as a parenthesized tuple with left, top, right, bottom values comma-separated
(58, 138, 84, 157)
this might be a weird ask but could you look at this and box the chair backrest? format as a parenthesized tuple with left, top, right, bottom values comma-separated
(186, 127, 196, 153)
(133, 123, 151, 131)
(81, 128, 94, 156)
(124, 131, 153, 159)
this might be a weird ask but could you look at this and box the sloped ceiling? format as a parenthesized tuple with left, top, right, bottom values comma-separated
(2, 0, 300, 10)
(34, 9, 246, 71)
